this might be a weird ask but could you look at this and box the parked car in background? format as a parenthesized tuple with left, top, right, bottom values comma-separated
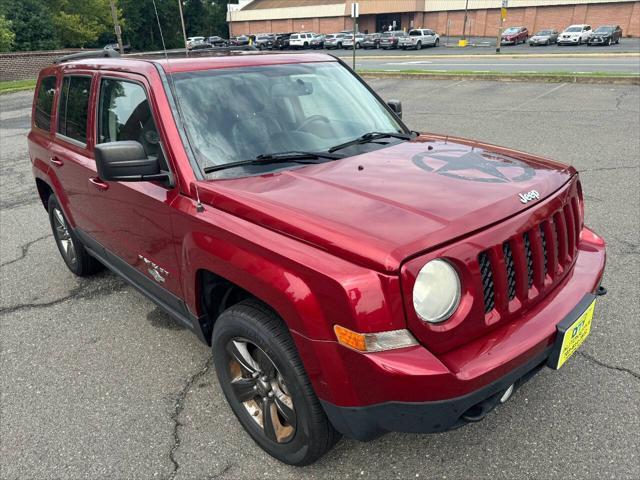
(190, 40, 213, 51)
(229, 35, 250, 46)
(254, 34, 275, 50)
(557, 25, 592, 45)
(362, 32, 382, 49)
(289, 32, 315, 49)
(528, 29, 559, 46)
(273, 33, 293, 50)
(104, 43, 131, 53)
(588, 25, 622, 46)
(310, 34, 326, 49)
(342, 33, 365, 49)
(399, 28, 440, 49)
(380, 30, 407, 49)
(501, 26, 529, 45)
(186, 36, 205, 50)
(324, 33, 347, 49)
(208, 36, 228, 47)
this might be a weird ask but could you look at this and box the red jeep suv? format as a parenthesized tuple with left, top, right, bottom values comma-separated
(29, 50, 606, 465)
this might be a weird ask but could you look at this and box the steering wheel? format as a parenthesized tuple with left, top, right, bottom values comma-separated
(296, 114, 330, 132)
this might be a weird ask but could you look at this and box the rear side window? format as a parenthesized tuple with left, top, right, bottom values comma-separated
(58, 76, 92, 144)
(98, 78, 160, 158)
(34, 76, 57, 131)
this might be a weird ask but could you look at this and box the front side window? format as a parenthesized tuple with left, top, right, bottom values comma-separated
(58, 76, 92, 144)
(172, 62, 404, 176)
(34, 76, 56, 131)
(97, 78, 160, 158)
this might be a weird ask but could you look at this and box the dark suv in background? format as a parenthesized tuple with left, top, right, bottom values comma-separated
(380, 30, 407, 49)
(588, 25, 622, 46)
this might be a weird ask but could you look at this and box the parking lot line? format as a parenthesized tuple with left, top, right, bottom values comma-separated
(507, 83, 568, 111)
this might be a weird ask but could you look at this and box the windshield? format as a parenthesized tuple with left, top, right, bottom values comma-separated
(595, 27, 614, 33)
(565, 27, 582, 32)
(536, 30, 553, 35)
(172, 62, 405, 176)
(503, 28, 519, 34)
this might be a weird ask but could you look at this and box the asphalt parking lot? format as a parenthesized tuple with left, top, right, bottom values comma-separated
(1, 79, 639, 479)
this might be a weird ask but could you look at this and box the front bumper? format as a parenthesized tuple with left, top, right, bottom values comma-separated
(322, 344, 551, 440)
(305, 226, 605, 440)
(558, 37, 581, 44)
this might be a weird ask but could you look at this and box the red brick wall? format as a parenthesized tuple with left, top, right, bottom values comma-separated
(0, 50, 83, 82)
(230, 1, 640, 37)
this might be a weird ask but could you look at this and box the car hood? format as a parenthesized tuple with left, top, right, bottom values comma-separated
(199, 135, 574, 273)
(532, 35, 550, 39)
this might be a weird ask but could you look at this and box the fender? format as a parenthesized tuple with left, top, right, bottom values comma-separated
(170, 195, 408, 403)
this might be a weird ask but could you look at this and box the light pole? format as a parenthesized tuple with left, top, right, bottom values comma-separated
(177, 0, 189, 54)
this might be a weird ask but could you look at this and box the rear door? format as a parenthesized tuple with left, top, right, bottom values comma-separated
(83, 71, 184, 303)
(48, 73, 97, 229)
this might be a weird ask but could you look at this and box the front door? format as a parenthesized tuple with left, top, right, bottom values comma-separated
(83, 72, 185, 307)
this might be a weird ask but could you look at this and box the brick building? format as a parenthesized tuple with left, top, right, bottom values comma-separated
(227, 0, 640, 37)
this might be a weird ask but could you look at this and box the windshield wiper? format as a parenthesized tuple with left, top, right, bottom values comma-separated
(328, 131, 415, 153)
(203, 151, 344, 174)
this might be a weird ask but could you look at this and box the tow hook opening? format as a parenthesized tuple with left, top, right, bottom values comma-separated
(461, 384, 515, 423)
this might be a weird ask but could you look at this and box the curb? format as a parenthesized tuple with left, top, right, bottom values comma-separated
(359, 71, 640, 85)
(338, 52, 640, 60)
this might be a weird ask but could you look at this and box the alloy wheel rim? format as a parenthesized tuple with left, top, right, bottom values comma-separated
(226, 338, 296, 443)
(53, 208, 77, 266)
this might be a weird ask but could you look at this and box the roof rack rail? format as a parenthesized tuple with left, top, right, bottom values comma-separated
(54, 49, 121, 64)
(195, 45, 259, 53)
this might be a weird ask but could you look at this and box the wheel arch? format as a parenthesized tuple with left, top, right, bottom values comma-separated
(35, 177, 53, 211)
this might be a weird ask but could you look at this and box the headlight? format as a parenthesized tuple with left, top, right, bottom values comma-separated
(412, 259, 461, 323)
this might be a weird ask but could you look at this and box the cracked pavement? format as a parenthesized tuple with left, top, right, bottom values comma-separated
(1, 82, 639, 479)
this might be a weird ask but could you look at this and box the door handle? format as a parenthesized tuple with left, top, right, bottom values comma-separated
(49, 156, 63, 167)
(89, 177, 109, 191)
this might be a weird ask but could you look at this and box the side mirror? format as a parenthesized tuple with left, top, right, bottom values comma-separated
(387, 100, 403, 119)
(95, 141, 170, 183)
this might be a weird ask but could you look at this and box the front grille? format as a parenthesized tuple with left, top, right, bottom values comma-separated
(479, 252, 495, 313)
(477, 192, 581, 314)
(503, 242, 517, 301)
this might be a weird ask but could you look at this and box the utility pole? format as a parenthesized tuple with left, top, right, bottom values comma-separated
(497, 0, 508, 53)
(177, 0, 189, 54)
(461, 0, 470, 41)
(108, 0, 124, 54)
(351, 2, 359, 69)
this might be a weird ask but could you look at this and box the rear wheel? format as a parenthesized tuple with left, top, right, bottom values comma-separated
(435, 38, 440, 47)
(48, 195, 102, 276)
(213, 300, 340, 466)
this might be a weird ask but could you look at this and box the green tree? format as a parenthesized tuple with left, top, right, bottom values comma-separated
(0, 0, 58, 51)
(51, 0, 114, 47)
(0, 14, 15, 51)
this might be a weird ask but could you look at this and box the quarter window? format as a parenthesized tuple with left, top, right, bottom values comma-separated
(98, 78, 160, 157)
(34, 76, 56, 131)
(58, 76, 92, 144)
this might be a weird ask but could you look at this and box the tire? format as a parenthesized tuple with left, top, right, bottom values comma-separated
(416, 41, 422, 50)
(607, 38, 611, 46)
(48, 195, 102, 276)
(212, 299, 341, 466)
(435, 38, 439, 47)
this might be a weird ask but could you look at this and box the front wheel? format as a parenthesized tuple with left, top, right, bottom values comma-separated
(435, 38, 440, 47)
(48, 195, 102, 276)
(416, 41, 422, 50)
(213, 300, 340, 466)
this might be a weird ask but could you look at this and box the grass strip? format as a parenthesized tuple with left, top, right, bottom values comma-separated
(0, 79, 37, 95)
